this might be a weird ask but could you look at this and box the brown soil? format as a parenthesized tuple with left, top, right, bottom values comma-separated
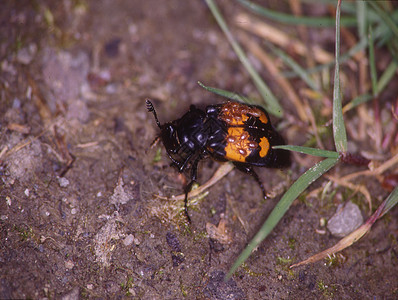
(1, 1, 397, 298)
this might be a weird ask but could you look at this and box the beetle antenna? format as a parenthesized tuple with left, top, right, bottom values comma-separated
(146, 99, 161, 128)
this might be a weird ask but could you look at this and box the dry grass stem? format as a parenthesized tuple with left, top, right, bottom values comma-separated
(235, 13, 334, 64)
(325, 174, 372, 211)
(154, 162, 235, 201)
(238, 31, 308, 122)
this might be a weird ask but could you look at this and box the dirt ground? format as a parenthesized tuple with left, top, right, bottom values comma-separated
(1, 1, 397, 299)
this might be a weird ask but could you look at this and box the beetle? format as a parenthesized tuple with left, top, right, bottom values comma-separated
(146, 99, 290, 222)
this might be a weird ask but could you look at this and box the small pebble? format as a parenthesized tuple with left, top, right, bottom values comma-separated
(123, 234, 135, 246)
(327, 201, 363, 237)
(65, 260, 74, 269)
(16, 43, 37, 65)
(58, 177, 70, 187)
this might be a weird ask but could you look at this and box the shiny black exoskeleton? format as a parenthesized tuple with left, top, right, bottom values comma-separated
(146, 99, 290, 222)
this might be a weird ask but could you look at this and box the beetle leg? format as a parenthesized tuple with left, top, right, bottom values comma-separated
(177, 151, 195, 173)
(164, 148, 190, 172)
(233, 162, 267, 199)
(183, 183, 193, 223)
(184, 155, 201, 223)
(165, 151, 181, 168)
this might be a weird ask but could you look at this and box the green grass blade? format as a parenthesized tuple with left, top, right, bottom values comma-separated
(301, 0, 378, 20)
(372, 11, 398, 47)
(283, 37, 368, 79)
(197, 81, 254, 104)
(273, 145, 339, 158)
(343, 93, 373, 112)
(308, 0, 394, 24)
(368, 1, 398, 38)
(368, 25, 378, 97)
(226, 157, 340, 278)
(380, 187, 398, 218)
(235, 0, 357, 28)
(356, 0, 367, 39)
(205, 0, 283, 117)
(377, 59, 398, 94)
(265, 42, 320, 91)
(332, 0, 348, 153)
(350, 93, 373, 107)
